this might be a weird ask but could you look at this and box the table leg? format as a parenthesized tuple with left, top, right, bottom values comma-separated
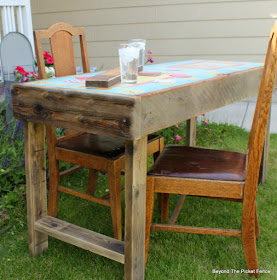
(186, 117, 197, 146)
(124, 136, 147, 280)
(24, 121, 48, 256)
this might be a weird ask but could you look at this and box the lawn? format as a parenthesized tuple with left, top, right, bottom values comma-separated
(0, 122, 277, 280)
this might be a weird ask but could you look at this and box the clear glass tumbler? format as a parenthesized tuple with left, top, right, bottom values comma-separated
(128, 39, 146, 68)
(118, 43, 140, 84)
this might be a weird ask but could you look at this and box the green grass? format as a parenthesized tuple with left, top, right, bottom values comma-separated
(1, 123, 277, 279)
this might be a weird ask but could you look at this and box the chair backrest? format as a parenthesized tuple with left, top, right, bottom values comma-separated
(0, 0, 34, 54)
(245, 23, 277, 190)
(0, 32, 35, 81)
(34, 22, 90, 79)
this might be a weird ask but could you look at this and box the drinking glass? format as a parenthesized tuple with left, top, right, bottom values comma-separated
(128, 39, 146, 69)
(118, 43, 140, 84)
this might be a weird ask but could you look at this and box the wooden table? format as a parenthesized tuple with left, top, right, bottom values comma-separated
(11, 60, 264, 280)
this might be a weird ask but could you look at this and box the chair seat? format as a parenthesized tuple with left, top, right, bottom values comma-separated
(148, 145, 246, 181)
(57, 133, 162, 160)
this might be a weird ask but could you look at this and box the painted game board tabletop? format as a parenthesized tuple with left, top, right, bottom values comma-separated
(27, 60, 263, 96)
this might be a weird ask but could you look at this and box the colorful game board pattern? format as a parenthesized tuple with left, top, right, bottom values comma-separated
(29, 60, 262, 96)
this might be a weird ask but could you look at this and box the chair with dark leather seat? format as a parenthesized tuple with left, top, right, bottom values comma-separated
(34, 22, 164, 240)
(145, 23, 277, 276)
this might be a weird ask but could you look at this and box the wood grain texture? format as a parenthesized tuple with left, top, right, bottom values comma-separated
(160, 193, 170, 223)
(56, 147, 110, 171)
(259, 108, 271, 183)
(24, 121, 48, 257)
(151, 224, 242, 237)
(124, 136, 147, 280)
(46, 126, 60, 217)
(141, 67, 263, 137)
(154, 177, 244, 199)
(108, 162, 123, 240)
(34, 216, 125, 263)
(86, 67, 121, 88)
(50, 30, 77, 77)
(11, 84, 140, 139)
(242, 24, 277, 277)
(12, 65, 262, 141)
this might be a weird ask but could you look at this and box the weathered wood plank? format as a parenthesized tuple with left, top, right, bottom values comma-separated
(12, 66, 262, 141)
(34, 216, 125, 263)
(141, 67, 263, 136)
(11, 84, 140, 139)
(86, 68, 121, 88)
(124, 136, 147, 280)
(24, 121, 48, 257)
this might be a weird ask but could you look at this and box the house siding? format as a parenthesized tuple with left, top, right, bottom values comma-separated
(31, 0, 277, 69)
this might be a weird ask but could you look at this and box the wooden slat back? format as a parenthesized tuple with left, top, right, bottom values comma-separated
(34, 22, 90, 80)
(245, 23, 277, 190)
(50, 30, 76, 77)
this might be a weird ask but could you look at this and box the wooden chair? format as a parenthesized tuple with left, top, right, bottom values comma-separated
(34, 22, 164, 240)
(145, 23, 277, 276)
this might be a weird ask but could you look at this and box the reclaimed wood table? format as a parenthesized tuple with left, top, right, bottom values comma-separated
(12, 60, 264, 280)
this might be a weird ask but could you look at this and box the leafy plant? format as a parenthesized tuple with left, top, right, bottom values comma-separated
(14, 66, 38, 82)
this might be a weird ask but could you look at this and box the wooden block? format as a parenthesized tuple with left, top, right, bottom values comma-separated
(85, 67, 121, 88)
(34, 216, 125, 263)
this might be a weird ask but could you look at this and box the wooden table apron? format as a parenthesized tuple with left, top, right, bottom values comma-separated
(11, 61, 263, 280)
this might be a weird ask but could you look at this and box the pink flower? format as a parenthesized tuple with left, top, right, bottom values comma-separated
(15, 66, 24, 71)
(30, 72, 38, 79)
(203, 119, 209, 125)
(43, 51, 51, 59)
(174, 123, 179, 129)
(174, 134, 182, 141)
(147, 56, 154, 63)
(147, 50, 153, 54)
(23, 71, 29, 77)
(15, 66, 26, 74)
(46, 57, 53, 64)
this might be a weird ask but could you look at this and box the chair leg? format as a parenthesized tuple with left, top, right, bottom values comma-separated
(145, 176, 155, 266)
(242, 203, 259, 277)
(86, 169, 98, 195)
(255, 206, 261, 239)
(46, 126, 60, 217)
(108, 164, 122, 240)
(156, 193, 170, 222)
(154, 137, 166, 217)
(48, 158, 60, 217)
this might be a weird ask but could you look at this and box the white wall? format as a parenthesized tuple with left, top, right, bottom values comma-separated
(31, 0, 277, 70)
